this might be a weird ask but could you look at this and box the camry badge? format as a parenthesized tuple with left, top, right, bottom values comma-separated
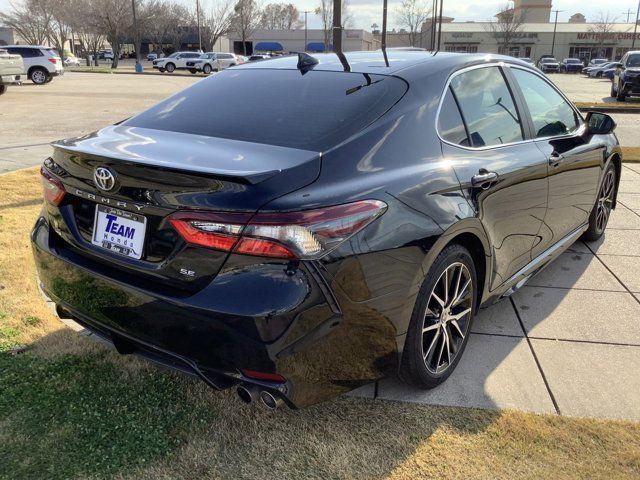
(94, 166, 116, 192)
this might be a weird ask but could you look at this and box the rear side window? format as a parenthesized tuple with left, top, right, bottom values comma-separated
(124, 69, 407, 151)
(450, 67, 523, 147)
(511, 68, 579, 138)
(438, 88, 470, 146)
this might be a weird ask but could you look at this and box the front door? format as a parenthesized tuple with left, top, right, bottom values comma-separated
(507, 67, 603, 256)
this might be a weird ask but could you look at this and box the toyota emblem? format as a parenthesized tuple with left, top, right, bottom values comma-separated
(94, 166, 116, 192)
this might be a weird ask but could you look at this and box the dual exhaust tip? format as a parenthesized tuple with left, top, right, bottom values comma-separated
(237, 385, 284, 410)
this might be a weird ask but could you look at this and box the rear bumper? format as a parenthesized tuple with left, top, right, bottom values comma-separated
(32, 215, 398, 407)
(0, 74, 21, 84)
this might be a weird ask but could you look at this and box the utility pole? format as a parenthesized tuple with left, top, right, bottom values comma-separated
(381, 0, 388, 50)
(131, 0, 142, 71)
(196, 0, 202, 52)
(622, 8, 634, 23)
(551, 10, 562, 56)
(303, 11, 310, 51)
(431, 0, 437, 50)
(436, 0, 444, 50)
(333, 0, 342, 52)
(633, 0, 640, 50)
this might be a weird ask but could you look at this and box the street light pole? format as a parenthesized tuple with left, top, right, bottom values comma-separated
(303, 11, 310, 51)
(551, 9, 562, 57)
(633, 0, 640, 50)
(131, 0, 142, 71)
(381, 0, 388, 50)
(436, 0, 444, 50)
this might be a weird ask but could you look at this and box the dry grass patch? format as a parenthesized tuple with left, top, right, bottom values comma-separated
(1, 167, 639, 480)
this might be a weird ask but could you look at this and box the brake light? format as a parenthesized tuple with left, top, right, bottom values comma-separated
(48, 58, 57, 64)
(169, 200, 387, 260)
(40, 166, 66, 206)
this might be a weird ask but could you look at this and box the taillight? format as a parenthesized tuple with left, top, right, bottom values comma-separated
(48, 58, 57, 64)
(169, 200, 387, 260)
(40, 166, 66, 206)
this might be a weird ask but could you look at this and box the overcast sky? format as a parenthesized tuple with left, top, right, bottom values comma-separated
(1, 0, 638, 31)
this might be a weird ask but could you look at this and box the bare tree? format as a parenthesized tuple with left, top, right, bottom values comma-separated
(485, 4, 527, 56)
(0, 0, 52, 46)
(48, 0, 76, 56)
(201, 0, 234, 51)
(67, 0, 106, 65)
(86, 0, 130, 68)
(588, 12, 618, 58)
(232, 0, 261, 55)
(315, 0, 351, 51)
(395, 0, 430, 47)
(260, 3, 302, 30)
(165, 4, 194, 53)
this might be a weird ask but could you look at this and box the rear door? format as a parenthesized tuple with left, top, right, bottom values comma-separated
(507, 66, 603, 257)
(440, 65, 549, 290)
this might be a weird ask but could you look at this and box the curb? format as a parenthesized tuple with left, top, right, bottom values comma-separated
(68, 69, 203, 78)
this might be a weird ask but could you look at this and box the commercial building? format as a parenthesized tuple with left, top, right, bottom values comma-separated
(226, 29, 379, 55)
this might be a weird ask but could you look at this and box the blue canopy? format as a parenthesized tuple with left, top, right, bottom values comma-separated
(254, 42, 283, 52)
(307, 42, 333, 52)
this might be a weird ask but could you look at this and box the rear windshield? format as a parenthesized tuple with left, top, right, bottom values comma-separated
(124, 69, 407, 151)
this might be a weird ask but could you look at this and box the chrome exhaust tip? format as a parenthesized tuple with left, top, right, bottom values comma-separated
(236, 385, 258, 404)
(259, 390, 284, 410)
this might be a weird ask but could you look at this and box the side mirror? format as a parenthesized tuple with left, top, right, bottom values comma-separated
(585, 112, 616, 135)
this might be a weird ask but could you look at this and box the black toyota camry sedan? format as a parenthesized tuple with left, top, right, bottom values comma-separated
(32, 51, 621, 409)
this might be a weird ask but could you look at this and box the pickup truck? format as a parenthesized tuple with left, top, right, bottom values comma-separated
(0, 48, 24, 95)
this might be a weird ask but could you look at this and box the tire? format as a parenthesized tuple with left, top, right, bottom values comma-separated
(583, 163, 616, 241)
(596, 72, 602, 78)
(30, 67, 49, 85)
(610, 82, 616, 98)
(189, 68, 197, 74)
(203, 64, 212, 74)
(616, 82, 627, 102)
(158, 67, 165, 73)
(401, 244, 477, 389)
(45, 75, 53, 83)
(0, 84, 6, 96)
(165, 63, 175, 73)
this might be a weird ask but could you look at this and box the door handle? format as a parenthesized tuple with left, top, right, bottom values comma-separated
(471, 171, 498, 188)
(548, 152, 564, 166)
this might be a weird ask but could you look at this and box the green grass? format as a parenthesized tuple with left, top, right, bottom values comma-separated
(0, 351, 210, 479)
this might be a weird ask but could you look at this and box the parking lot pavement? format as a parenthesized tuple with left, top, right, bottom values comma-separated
(354, 165, 640, 422)
(0, 72, 199, 172)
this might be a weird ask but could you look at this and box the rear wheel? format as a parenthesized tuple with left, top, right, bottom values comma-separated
(583, 163, 616, 241)
(0, 85, 6, 95)
(30, 67, 48, 85)
(401, 244, 477, 388)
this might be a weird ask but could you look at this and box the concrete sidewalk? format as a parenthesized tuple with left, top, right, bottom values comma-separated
(352, 164, 640, 422)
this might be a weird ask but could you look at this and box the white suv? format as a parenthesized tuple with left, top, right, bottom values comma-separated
(152, 51, 203, 73)
(4, 45, 63, 85)
(193, 52, 241, 74)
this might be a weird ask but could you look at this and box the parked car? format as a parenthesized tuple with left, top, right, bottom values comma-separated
(612, 50, 640, 101)
(603, 67, 617, 80)
(192, 52, 241, 74)
(249, 54, 271, 62)
(0, 48, 24, 95)
(589, 62, 621, 78)
(33, 51, 622, 409)
(519, 57, 535, 67)
(560, 58, 583, 73)
(63, 54, 80, 67)
(147, 53, 158, 61)
(4, 45, 63, 84)
(588, 58, 609, 67)
(152, 51, 203, 73)
(537, 56, 560, 73)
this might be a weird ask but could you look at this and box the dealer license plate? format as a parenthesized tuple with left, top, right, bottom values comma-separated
(91, 205, 147, 259)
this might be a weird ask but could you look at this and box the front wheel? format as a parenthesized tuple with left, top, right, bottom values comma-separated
(401, 244, 477, 389)
(165, 63, 175, 73)
(202, 64, 212, 74)
(610, 82, 616, 98)
(189, 68, 197, 74)
(616, 82, 627, 102)
(158, 67, 165, 73)
(583, 163, 616, 241)
(0, 85, 6, 95)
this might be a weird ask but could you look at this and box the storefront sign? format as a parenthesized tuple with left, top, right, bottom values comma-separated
(577, 32, 640, 41)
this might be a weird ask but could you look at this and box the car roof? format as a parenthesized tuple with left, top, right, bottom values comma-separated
(235, 50, 535, 78)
